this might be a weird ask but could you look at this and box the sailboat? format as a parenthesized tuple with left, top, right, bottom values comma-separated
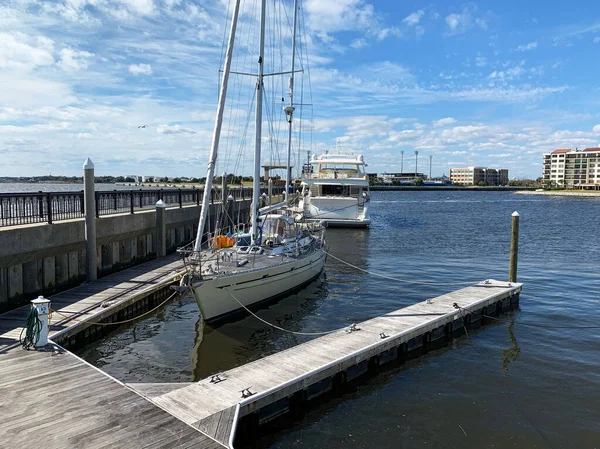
(178, 0, 326, 323)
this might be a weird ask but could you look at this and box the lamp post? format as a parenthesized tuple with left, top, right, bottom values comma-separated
(429, 155, 433, 179)
(415, 150, 419, 176)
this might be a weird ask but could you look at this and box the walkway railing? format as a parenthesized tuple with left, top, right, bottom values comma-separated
(0, 186, 284, 228)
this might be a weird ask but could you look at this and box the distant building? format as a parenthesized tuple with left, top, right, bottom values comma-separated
(449, 167, 508, 186)
(381, 172, 426, 184)
(367, 173, 378, 183)
(542, 148, 600, 188)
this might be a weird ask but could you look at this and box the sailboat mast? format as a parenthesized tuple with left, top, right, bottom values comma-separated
(284, 0, 299, 205)
(193, 0, 241, 253)
(251, 0, 267, 245)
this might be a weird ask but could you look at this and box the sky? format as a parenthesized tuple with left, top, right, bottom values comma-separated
(1, 0, 600, 179)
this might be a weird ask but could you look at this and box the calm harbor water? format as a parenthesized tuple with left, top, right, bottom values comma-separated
(78, 191, 600, 448)
(0, 182, 180, 193)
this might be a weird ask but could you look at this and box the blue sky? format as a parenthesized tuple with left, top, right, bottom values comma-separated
(1, 0, 599, 179)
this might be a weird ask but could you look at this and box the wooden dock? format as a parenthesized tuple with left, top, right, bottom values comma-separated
(0, 255, 229, 448)
(130, 279, 522, 446)
(0, 344, 226, 448)
(0, 254, 184, 350)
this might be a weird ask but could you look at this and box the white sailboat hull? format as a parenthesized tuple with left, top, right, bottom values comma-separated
(190, 248, 325, 322)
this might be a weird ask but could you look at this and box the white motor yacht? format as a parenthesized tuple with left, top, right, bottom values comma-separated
(299, 153, 371, 227)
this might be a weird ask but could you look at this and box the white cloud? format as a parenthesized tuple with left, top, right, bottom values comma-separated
(445, 5, 488, 35)
(350, 38, 368, 49)
(304, 0, 376, 33)
(475, 56, 487, 67)
(128, 63, 153, 75)
(0, 32, 55, 71)
(516, 41, 538, 51)
(58, 48, 94, 71)
(594, 37, 600, 43)
(0, 73, 76, 108)
(488, 65, 528, 82)
(50, 0, 155, 21)
(433, 117, 457, 127)
(446, 14, 461, 31)
(403, 10, 424, 26)
(156, 124, 195, 134)
(375, 27, 402, 40)
(593, 124, 600, 134)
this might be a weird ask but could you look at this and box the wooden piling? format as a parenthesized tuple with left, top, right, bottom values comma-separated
(509, 211, 519, 283)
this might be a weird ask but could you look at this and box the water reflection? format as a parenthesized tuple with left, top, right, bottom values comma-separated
(501, 314, 521, 375)
(188, 274, 329, 380)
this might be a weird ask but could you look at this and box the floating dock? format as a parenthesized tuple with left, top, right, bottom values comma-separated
(0, 254, 522, 448)
(130, 279, 522, 447)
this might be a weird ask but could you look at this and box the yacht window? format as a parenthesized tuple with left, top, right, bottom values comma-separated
(322, 185, 347, 195)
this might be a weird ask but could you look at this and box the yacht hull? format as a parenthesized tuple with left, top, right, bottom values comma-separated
(313, 218, 371, 228)
(299, 197, 371, 228)
(190, 248, 325, 322)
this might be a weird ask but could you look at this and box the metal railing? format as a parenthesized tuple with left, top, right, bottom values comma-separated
(0, 186, 284, 228)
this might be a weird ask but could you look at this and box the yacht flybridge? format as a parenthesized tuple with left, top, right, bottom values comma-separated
(299, 153, 371, 227)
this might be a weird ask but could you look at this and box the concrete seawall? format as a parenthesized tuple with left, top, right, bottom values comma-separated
(0, 199, 254, 313)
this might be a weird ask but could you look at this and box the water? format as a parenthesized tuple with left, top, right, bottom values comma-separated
(0, 183, 177, 193)
(78, 191, 600, 448)
(0, 183, 133, 193)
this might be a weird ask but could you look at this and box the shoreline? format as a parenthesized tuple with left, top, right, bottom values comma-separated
(515, 190, 600, 197)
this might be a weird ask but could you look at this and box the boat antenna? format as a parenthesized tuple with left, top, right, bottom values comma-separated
(283, 0, 299, 206)
(193, 0, 241, 253)
(251, 0, 267, 246)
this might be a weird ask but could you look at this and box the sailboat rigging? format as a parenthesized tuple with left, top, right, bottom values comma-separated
(178, 0, 326, 323)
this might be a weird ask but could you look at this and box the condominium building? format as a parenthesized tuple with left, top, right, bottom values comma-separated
(542, 148, 600, 188)
(449, 167, 509, 186)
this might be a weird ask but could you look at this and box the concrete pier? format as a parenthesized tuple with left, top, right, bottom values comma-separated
(0, 196, 264, 313)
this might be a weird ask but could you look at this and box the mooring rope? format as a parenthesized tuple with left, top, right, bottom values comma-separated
(223, 287, 354, 336)
(50, 291, 180, 327)
(324, 251, 483, 286)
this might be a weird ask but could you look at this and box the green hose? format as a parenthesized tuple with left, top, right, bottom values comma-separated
(20, 306, 42, 350)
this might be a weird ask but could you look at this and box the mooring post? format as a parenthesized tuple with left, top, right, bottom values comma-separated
(31, 296, 51, 348)
(268, 177, 273, 205)
(156, 200, 167, 257)
(509, 211, 519, 282)
(83, 158, 97, 281)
